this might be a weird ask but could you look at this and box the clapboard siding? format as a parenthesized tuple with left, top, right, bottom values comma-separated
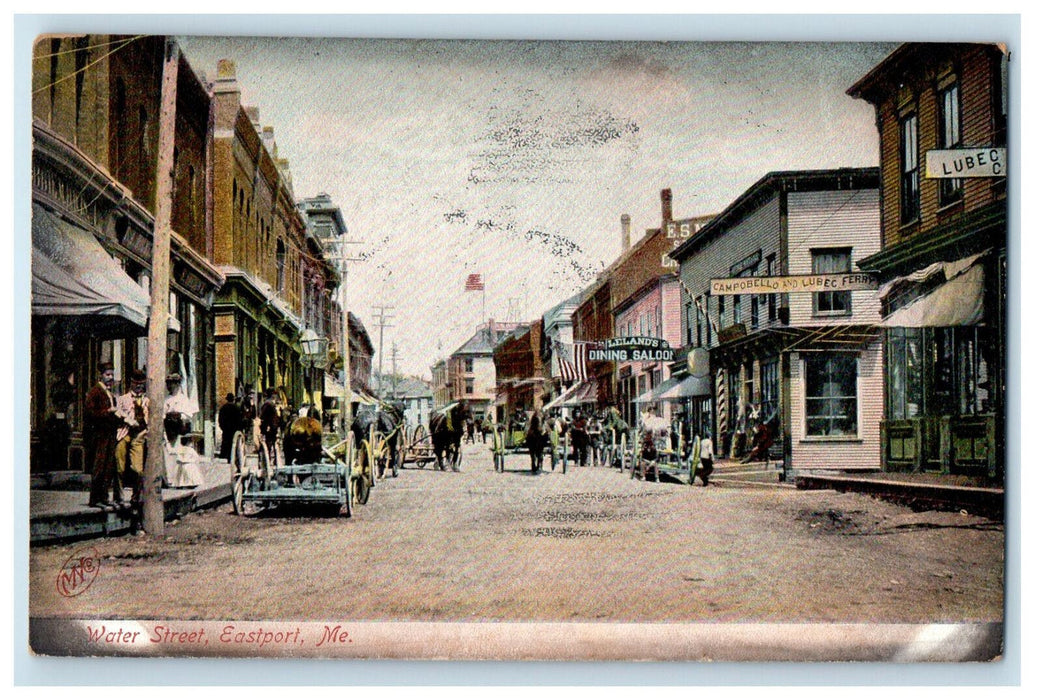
(678, 193, 782, 342)
(787, 188, 882, 326)
(789, 337, 884, 472)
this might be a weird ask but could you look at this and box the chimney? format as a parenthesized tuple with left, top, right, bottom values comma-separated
(213, 59, 240, 96)
(246, 106, 261, 130)
(661, 188, 673, 225)
(620, 214, 631, 252)
(262, 126, 276, 154)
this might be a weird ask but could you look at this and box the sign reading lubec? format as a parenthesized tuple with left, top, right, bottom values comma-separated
(710, 273, 877, 296)
(926, 148, 1007, 178)
(588, 336, 676, 362)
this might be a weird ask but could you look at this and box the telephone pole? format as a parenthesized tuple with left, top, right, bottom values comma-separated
(390, 342, 401, 398)
(371, 305, 395, 400)
(143, 39, 179, 535)
(330, 239, 364, 435)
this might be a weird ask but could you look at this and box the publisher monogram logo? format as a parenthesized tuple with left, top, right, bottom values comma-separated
(56, 547, 100, 598)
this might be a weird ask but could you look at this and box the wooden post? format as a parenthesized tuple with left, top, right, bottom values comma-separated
(143, 39, 179, 535)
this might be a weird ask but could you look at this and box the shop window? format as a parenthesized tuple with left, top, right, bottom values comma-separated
(955, 327, 994, 415)
(805, 354, 858, 437)
(938, 79, 963, 207)
(812, 248, 852, 316)
(888, 328, 923, 420)
(900, 111, 920, 224)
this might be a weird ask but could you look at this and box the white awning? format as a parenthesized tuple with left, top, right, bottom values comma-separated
(657, 374, 712, 400)
(544, 382, 582, 411)
(880, 253, 987, 328)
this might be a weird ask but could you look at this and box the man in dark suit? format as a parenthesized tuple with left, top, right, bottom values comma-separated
(217, 393, 242, 461)
(85, 362, 124, 508)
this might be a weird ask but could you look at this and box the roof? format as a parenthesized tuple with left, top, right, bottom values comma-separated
(847, 43, 1004, 105)
(670, 168, 880, 263)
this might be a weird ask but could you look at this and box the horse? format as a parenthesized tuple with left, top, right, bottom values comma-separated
(283, 415, 324, 465)
(429, 402, 469, 471)
(351, 400, 406, 478)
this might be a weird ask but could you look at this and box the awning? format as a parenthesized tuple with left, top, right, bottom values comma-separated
(880, 252, 987, 327)
(323, 375, 378, 405)
(32, 203, 150, 328)
(32, 204, 181, 334)
(543, 380, 596, 410)
(657, 374, 711, 401)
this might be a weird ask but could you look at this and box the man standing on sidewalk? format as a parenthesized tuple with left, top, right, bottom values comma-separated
(115, 369, 149, 503)
(85, 362, 124, 508)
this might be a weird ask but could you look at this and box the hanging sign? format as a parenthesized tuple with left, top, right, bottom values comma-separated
(587, 337, 676, 362)
(710, 273, 877, 295)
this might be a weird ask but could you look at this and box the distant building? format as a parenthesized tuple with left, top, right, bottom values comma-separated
(387, 376, 434, 432)
(442, 320, 524, 420)
(848, 43, 1008, 482)
(493, 320, 545, 422)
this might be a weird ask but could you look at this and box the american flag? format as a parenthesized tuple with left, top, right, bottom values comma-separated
(464, 273, 484, 291)
(556, 341, 589, 383)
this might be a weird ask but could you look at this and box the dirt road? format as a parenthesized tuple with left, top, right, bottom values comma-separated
(30, 441, 1004, 628)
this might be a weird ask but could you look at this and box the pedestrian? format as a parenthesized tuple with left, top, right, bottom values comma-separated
(570, 410, 589, 466)
(481, 414, 493, 444)
(525, 408, 546, 473)
(588, 416, 603, 466)
(240, 389, 258, 446)
(742, 418, 773, 466)
(259, 387, 282, 465)
(466, 415, 476, 444)
(85, 362, 124, 508)
(547, 411, 561, 471)
(217, 392, 242, 462)
(696, 433, 715, 487)
(163, 373, 196, 445)
(115, 368, 149, 503)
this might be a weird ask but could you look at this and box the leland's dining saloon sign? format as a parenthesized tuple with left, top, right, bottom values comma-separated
(710, 273, 877, 296)
(587, 336, 676, 362)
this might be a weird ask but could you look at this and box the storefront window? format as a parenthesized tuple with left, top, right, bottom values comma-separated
(805, 354, 858, 437)
(956, 327, 993, 415)
(760, 359, 778, 422)
(888, 328, 922, 420)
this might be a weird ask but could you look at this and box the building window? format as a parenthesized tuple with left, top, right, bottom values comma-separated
(888, 328, 923, 420)
(751, 296, 759, 329)
(464, 358, 474, 373)
(760, 359, 778, 422)
(900, 111, 920, 224)
(276, 239, 286, 293)
(805, 354, 858, 437)
(812, 248, 852, 316)
(938, 80, 963, 206)
(686, 302, 694, 346)
(464, 378, 474, 395)
(765, 254, 777, 322)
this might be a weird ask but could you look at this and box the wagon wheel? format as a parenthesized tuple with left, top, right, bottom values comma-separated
(230, 432, 248, 514)
(231, 472, 245, 515)
(354, 440, 373, 505)
(340, 458, 353, 518)
(412, 424, 430, 468)
(258, 440, 272, 492)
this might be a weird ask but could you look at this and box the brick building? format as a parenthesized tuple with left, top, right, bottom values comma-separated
(848, 43, 1008, 482)
(30, 36, 223, 470)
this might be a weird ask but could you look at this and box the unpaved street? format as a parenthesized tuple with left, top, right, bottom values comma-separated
(30, 442, 1004, 624)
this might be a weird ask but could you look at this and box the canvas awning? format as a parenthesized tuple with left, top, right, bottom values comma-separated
(543, 382, 582, 411)
(31, 203, 181, 334)
(32, 203, 150, 327)
(657, 374, 712, 401)
(880, 251, 988, 328)
(323, 375, 378, 405)
(544, 380, 596, 410)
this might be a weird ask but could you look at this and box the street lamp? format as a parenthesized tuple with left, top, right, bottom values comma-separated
(300, 328, 330, 369)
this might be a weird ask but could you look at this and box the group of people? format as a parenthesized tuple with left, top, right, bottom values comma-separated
(217, 385, 307, 465)
(84, 362, 200, 509)
(519, 406, 632, 474)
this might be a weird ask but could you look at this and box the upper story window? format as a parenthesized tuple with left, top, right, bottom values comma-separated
(464, 358, 474, 373)
(276, 239, 286, 293)
(938, 78, 963, 207)
(812, 248, 852, 316)
(900, 111, 920, 225)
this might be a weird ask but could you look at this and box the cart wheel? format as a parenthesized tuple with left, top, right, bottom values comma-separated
(258, 442, 272, 491)
(354, 441, 372, 505)
(341, 461, 353, 518)
(232, 473, 245, 515)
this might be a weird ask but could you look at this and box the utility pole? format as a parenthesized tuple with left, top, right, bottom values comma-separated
(371, 305, 395, 400)
(330, 239, 363, 436)
(143, 38, 179, 535)
(390, 342, 400, 398)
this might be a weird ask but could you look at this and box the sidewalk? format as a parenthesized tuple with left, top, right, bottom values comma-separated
(29, 458, 232, 545)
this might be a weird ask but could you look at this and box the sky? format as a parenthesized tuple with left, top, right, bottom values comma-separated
(175, 36, 902, 379)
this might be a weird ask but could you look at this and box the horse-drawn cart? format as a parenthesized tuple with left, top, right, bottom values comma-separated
(229, 428, 354, 516)
(402, 424, 436, 468)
